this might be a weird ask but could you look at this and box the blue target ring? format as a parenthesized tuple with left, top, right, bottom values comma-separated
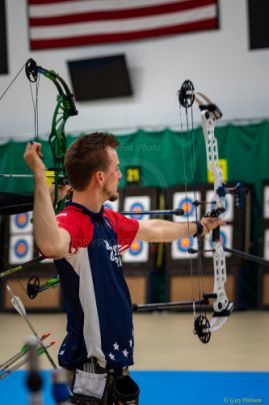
(129, 202, 145, 220)
(177, 237, 193, 253)
(14, 239, 29, 258)
(104, 202, 113, 210)
(129, 240, 143, 256)
(14, 213, 30, 229)
(210, 230, 227, 248)
(178, 198, 195, 218)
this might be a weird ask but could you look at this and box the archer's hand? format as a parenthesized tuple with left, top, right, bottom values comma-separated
(24, 142, 46, 175)
(200, 216, 225, 236)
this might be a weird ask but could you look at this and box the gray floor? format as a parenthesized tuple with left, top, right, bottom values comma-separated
(0, 310, 268, 372)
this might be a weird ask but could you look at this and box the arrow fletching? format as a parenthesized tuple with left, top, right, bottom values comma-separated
(7, 285, 27, 317)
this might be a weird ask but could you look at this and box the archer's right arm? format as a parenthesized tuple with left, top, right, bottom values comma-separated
(24, 142, 70, 258)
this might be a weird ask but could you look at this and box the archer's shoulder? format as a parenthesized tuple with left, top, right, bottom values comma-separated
(56, 205, 92, 224)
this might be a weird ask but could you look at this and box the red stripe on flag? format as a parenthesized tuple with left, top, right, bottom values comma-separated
(29, 0, 75, 4)
(29, 0, 216, 26)
(30, 18, 218, 50)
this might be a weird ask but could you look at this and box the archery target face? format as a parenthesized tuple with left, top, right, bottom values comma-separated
(206, 191, 234, 222)
(204, 225, 232, 258)
(263, 186, 269, 219)
(10, 212, 33, 234)
(264, 229, 269, 261)
(122, 240, 149, 263)
(123, 196, 150, 220)
(171, 236, 198, 259)
(172, 191, 201, 222)
(103, 199, 119, 212)
(9, 234, 33, 264)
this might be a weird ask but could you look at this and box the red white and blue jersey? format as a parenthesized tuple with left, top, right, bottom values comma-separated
(55, 202, 139, 370)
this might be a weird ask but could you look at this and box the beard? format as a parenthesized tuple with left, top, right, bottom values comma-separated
(108, 192, 119, 202)
(103, 182, 119, 202)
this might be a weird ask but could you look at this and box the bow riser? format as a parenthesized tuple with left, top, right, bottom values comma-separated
(201, 109, 231, 316)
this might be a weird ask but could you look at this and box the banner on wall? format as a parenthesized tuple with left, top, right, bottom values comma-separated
(27, 0, 219, 50)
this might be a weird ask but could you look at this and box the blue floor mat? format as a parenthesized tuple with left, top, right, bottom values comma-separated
(1, 370, 268, 404)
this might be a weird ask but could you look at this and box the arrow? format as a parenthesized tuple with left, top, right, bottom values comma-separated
(0, 256, 45, 279)
(0, 332, 51, 371)
(7, 285, 57, 369)
(0, 341, 55, 380)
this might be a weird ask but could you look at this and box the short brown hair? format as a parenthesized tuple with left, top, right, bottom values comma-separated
(65, 132, 119, 191)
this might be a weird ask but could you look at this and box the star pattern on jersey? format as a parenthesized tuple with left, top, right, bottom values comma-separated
(107, 338, 133, 363)
(113, 342, 119, 351)
(108, 352, 115, 360)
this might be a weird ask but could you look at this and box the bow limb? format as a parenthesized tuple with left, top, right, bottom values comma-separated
(25, 58, 78, 213)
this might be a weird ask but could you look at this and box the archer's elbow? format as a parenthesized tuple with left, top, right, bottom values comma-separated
(37, 242, 67, 259)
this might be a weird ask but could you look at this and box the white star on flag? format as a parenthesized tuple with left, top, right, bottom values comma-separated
(123, 349, 129, 358)
(129, 339, 133, 347)
(108, 353, 115, 360)
(113, 342, 119, 351)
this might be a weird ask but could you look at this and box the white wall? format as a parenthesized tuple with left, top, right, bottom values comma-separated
(0, 0, 269, 139)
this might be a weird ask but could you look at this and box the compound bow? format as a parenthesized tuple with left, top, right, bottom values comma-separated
(178, 80, 246, 342)
(134, 80, 246, 344)
(0, 58, 78, 297)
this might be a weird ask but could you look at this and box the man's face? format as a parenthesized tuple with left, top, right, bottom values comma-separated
(103, 148, 122, 201)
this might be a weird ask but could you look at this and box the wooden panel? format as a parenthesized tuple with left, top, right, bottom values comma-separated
(169, 274, 235, 302)
(125, 276, 147, 305)
(2, 277, 61, 311)
(262, 273, 269, 305)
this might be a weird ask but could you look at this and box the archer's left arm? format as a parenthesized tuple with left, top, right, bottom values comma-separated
(135, 217, 223, 243)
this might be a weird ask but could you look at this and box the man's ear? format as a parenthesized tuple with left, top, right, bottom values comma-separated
(95, 170, 104, 185)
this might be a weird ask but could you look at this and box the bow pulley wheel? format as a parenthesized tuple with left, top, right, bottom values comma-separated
(178, 80, 195, 108)
(27, 275, 40, 299)
(25, 59, 38, 83)
(194, 315, 211, 344)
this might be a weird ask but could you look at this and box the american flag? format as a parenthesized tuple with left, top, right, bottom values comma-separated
(28, 0, 219, 50)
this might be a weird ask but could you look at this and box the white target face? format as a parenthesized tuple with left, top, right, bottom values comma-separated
(123, 196, 151, 220)
(10, 212, 33, 234)
(103, 199, 119, 212)
(172, 191, 201, 222)
(204, 225, 233, 258)
(122, 240, 149, 263)
(9, 234, 33, 264)
(206, 191, 234, 222)
(171, 236, 198, 259)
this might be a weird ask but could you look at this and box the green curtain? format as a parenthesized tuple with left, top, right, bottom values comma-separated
(0, 121, 268, 198)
